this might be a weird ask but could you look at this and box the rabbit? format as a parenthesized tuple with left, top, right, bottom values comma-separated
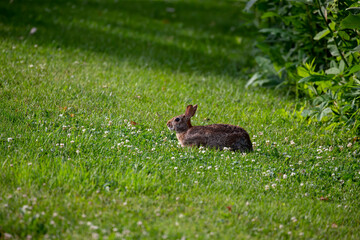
(167, 104, 253, 152)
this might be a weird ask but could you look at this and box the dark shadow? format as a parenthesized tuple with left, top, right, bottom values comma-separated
(0, 0, 258, 78)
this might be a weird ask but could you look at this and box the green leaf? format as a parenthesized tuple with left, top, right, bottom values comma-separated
(314, 29, 330, 40)
(297, 66, 309, 78)
(329, 21, 336, 31)
(328, 44, 340, 56)
(261, 12, 280, 19)
(345, 64, 360, 76)
(340, 14, 360, 29)
(298, 75, 332, 83)
(325, 67, 340, 75)
(244, 0, 257, 12)
(318, 107, 333, 121)
(350, 45, 360, 53)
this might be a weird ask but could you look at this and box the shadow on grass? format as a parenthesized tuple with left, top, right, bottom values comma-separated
(0, 0, 257, 79)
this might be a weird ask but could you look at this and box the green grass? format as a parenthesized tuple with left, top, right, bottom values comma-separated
(1, 0, 360, 239)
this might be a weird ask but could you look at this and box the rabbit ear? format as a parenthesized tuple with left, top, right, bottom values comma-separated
(185, 104, 197, 118)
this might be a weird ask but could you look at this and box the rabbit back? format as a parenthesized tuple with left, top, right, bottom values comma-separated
(179, 124, 253, 152)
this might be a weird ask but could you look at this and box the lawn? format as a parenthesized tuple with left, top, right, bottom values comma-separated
(1, 0, 359, 239)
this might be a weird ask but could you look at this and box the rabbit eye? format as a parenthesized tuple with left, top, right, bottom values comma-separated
(175, 118, 180, 122)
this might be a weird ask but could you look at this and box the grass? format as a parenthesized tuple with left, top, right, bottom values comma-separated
(1, 0, 360, 239)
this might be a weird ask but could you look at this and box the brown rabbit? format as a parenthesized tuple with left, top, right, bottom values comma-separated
(167, 105, 253, 152)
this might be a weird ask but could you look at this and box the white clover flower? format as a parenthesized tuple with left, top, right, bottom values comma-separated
(290, 140, 295, 145)
(28, 162, 32, 166)
(283, 174, 287, 179)
(347, 142, 352, 148)
(7, 138, 13, 142)
(265, 185, 270, 190)
(207, 166, 212, 170)
(171, 157, 175, 160)
(174, 167, 178, 170)
(60, 143, 64, 148)
(291, 216, 297, 222)
(271, 183, 276, 188)
(290, 172, 296, 176)
(300, 183, 304, 186)
(284, 137, 288, 142)
(90, 225, 99, 230)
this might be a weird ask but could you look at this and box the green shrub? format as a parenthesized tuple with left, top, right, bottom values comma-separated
(246, 0, 360, 130)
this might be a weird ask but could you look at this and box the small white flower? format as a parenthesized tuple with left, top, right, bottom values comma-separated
(60, 143, 64, 148)
(291, 216, 297, 222)
(283, 174, 287, 179)
(207, 166, 212, 170)
(290, 172, 296, 176)
(70, 140, 75, 143)
(7, 138, 13, 142)
(284, 137, 288, 142)
(104, 131, 109, 134)
(347, 142, 352, 148)
(30, 27, 37, 34)
(76, 150, 80, 154)
(28, 162, 32, 166)
(290, 140, 295, 145)
(171, 157, 175, 160)
(90, 225, 99, 230)
(265, 185, 270, 190)
(271, 183, 276, 188)
(300, 183, 304, 187)
(137, 221, 143, 226)
(279, 224, 284, 229)
(174, 167, 178, 170)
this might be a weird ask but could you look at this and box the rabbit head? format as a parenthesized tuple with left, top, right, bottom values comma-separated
(167, 105, 197, 133)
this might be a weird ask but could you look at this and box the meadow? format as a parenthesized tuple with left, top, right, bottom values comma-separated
(1, 0, 359, 239)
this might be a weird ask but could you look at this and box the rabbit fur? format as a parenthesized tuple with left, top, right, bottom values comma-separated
(167, 105, 253, 152)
